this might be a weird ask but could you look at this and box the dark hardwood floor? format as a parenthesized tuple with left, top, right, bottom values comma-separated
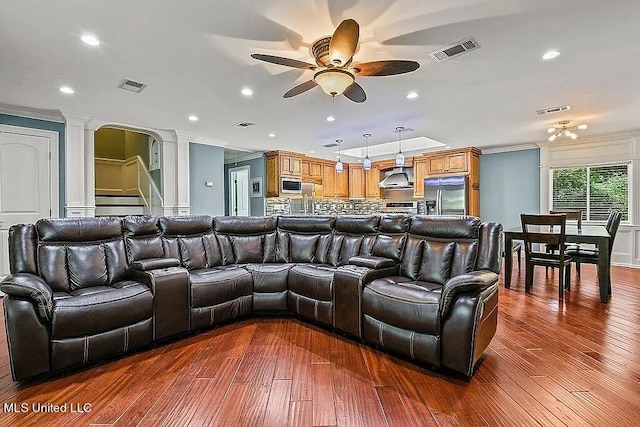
(0, 261, 639, 426)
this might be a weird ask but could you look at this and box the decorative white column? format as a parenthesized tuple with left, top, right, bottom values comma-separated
(61, 112, 92, 217)
(84, 127, 96, 217)
(161, 130, 192, 216)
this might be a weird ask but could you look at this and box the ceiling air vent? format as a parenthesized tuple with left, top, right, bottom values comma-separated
(429, 37, 480, 62)
(233, 121, 255, 128)
(322, 142, 339, 148)
(537, 105, 571, 116)
(118, 78, 147, 93)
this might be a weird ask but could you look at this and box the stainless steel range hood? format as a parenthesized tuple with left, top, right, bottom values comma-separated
(379, 167, 414, 188)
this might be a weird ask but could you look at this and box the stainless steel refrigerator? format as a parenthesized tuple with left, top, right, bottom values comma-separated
(289, 183, 316, 215)
(424, 175, 468, 215)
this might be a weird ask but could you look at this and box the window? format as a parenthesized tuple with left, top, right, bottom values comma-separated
(552, 164, 629, 221)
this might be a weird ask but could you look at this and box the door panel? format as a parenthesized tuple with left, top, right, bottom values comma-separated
(0, 128, 53, 275)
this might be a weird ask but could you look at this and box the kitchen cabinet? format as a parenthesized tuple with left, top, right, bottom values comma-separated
(421, 147, 482, 216)
(266, 151, 303, 197)
(365, 165, 381, 199)
(323, 162, 348, 198)
(302, 159, 323, 181)
(280, 154, 302, 176)
(413, 158, 428, 198)
(348, 165, 365, 199)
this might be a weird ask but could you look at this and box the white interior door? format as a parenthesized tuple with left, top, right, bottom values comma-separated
(229, 166, 250, 217)
(0, 125, 58, 276)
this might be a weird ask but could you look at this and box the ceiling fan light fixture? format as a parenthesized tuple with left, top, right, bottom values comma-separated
(314, 69, 354, 96)
(547, 127, 556, 133)
(577, 124, 588, 130)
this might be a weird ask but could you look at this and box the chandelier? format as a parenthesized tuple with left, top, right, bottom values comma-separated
(548, 120, 587, 142)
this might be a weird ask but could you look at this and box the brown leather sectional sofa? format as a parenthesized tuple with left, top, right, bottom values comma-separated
(1, 214, 502, 381)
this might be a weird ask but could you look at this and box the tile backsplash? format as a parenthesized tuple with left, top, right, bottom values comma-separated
(266, 198, 381, 216)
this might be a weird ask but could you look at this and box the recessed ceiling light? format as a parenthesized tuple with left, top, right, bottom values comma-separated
(406, 91, 419, 99)
(59, 86, 74, 94)
(542, 50, 561, 60)
(268, 133, 276, 137)
(81, 34, 100, 46)
(241, 87, 253, 96)
(310, 150, 315, 154)
(188, 115, 198, 122)
(326, 116, 335, 122)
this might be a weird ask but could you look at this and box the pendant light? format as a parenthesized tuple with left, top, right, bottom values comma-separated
(362, 133, 372, 170)
(395, 126, 405, 166)
(335, 139, 344, 173)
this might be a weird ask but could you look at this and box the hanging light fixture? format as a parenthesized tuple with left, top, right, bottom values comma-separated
(335, 139, 344, 173)
(362, 133, 372, 170)
(395, 126, 405, 166)
(547, 120, 588, 142)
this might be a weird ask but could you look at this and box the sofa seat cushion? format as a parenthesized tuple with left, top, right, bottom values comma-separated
(189, 266, 253, 308)
(363, 276, 443, 336)
(51, 281, 153, 339)
(288, 264, 337, 301)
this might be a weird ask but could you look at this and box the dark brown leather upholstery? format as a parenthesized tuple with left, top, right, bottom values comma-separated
(1, 214, 502, 381)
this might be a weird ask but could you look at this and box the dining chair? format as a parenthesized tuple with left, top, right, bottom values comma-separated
(520, 213, 572, 299)
(545, 210, 582, 272)
(503, 241, 522, 270)
(566, 210, 621, 296)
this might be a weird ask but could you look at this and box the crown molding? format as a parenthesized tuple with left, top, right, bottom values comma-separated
(0, 103, 64, 123)
(224, 151, 263, 164)
(190, 136, 228, 147)
(480, 142, 540, 155)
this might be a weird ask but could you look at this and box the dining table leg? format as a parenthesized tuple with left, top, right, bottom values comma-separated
(504, 234, 513, 289)
(597, 236, 611, 303)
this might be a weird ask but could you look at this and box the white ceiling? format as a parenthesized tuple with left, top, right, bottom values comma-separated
(2, 0, 640, 162)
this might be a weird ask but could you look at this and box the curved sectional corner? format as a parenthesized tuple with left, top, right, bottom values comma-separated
(1, 214, 502, 381)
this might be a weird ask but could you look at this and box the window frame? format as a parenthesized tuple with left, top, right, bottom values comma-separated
(549, 162, 631, 223)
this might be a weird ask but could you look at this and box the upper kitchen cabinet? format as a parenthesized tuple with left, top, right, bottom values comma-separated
(266, 151, 303, 197)
(302, 159, 323, 182)
(365, 165, 381, 199)
(348, 165, 365, 199)
(413, 158, 429, 198)
(422, 147, 482, 216)
(426, 148, 481, 176)
(323, 162, 348, 198)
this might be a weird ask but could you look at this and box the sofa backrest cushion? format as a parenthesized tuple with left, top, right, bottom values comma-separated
(328, 215, 380, 266)
(401, 216, 481, 282)
(158, 215, 214, 270)
(36, 217, 128, 292)
(276, 216, 335, 263)
(373, 215, 410, 262)
(123, 216, 164, 262)
(474, 222, 503, 274)
(214, 216, 278, 264)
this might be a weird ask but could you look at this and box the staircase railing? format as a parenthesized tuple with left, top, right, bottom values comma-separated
(124, 156, 164, 215)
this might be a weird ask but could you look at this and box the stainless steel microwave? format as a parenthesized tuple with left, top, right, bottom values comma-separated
(281, 177, 302, 194)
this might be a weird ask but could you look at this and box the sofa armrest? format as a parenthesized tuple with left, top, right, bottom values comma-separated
(333, 264, 400, 337)
(0, 273, 53, 322)
(131, 257, 180, 271)
(348, 256, 396, 269)
(440, 270, 499, 319)
(130, 266, 190, 339)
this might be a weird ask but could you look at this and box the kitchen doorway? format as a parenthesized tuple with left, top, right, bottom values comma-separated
(228, 166, 250, 216)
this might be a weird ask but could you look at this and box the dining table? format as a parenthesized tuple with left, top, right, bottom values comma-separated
(503, 224, 611, 303)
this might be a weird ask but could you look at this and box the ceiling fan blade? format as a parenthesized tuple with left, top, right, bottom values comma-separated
(283, 80, 318, 98)
(343, 82, 366, 103)
(354, 60, 420, 76)
(329, 19, 359, 66)
(251, 54, 316, 70)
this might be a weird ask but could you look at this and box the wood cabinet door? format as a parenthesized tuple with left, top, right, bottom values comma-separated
(349, 165, 365, 199)
(336, 167, 349, 197)
(428, 155, 448, 174)
(413, 159, 428, 197)
(310, 162, 322, 178)
(365, 166, 381, 199)
(323, 163, 336, 197)
(446, 153, 467, 173)
(301, 161, 310, 177)
(266, 155, 279, 197)
(290, 156, 302, 175)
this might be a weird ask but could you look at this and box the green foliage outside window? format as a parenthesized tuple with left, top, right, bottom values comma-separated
(552, 165, 628, 221)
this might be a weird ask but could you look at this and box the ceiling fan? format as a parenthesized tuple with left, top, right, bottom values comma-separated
(251, 19, 420, 103)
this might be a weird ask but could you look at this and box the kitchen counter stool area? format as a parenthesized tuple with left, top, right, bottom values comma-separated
(1, 213, 502, 381)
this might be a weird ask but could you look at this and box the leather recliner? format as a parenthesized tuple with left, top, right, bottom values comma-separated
(1, 214, 502, 381)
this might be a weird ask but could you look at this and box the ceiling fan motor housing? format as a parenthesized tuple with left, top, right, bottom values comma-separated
(311, 37, 332, 67)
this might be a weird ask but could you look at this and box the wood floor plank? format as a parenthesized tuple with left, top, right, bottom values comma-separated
(0, 264, 639, 426)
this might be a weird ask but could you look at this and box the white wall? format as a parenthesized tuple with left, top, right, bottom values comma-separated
(539, 131, 640, 267)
